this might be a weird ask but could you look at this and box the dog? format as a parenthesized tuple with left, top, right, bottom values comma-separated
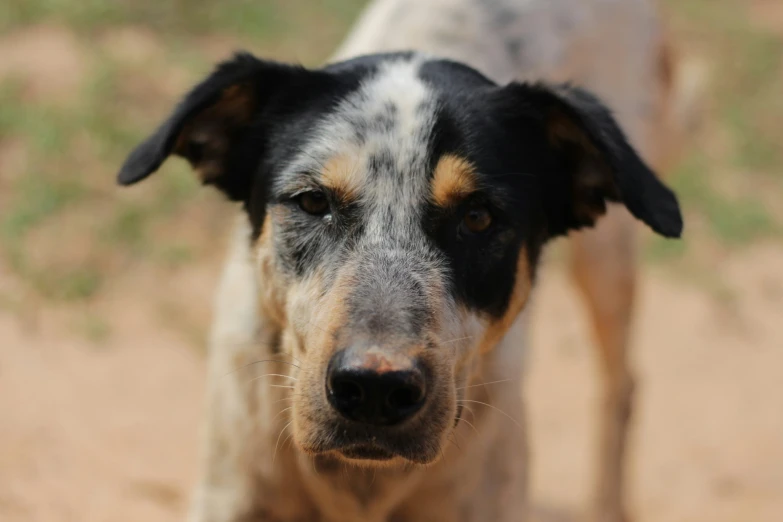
(117, 1, 690, 520)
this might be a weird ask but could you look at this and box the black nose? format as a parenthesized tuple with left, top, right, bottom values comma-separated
(326, 349, 427, 426)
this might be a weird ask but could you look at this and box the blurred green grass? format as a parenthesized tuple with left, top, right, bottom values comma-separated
(644, 0, 783, 265)
(0, 0, 365, 43)
(0, 0, 781, 310)
(0, 0, 367, 305)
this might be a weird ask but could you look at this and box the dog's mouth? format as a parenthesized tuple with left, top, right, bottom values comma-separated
(295, 374, 456, 466)
(338, 444, 396, 461)
(300, 428, 445, 465)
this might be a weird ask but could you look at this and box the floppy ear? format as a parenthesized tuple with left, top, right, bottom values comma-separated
(117, 52, 313, 201)
(503, 83, 683, 239)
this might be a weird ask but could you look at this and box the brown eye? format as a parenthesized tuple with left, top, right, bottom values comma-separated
(463, 205, 492, 233)
(298, 191, 329, 215)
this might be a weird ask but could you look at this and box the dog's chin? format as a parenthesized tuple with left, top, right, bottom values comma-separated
(339, 445, 396, 461)
(333, 444, 441, 468)
(299, 439, 445, 468)
(294, 406, 456, 468)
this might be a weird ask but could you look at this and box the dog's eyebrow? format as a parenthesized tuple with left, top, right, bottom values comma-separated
(273, 154, 365, 203)
(273, 171, 322, 198)
(430, 154, 478, 207)
(319, 153, 365, 201)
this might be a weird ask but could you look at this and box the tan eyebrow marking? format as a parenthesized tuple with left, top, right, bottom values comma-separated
(431, 154, 478, 207)
(319, 153, 365, 201)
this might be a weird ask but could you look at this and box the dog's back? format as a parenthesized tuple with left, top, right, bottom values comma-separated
(334, 0, 688, 168)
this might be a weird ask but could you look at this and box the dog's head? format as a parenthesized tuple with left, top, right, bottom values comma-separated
(119, 52, 681, 466)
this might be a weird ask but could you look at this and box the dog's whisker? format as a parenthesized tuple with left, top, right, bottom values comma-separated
(311, 455, 320, 477)
(456, 416, 480, 436)
(268, 384, 297, 389)
(272, 396, 295, 404)
(457, 399, 523, 430)
(448, 433, 461, 452)
(280, 431, 294, 449)
(272, 406, 294, 424)
(460, 404, 477, 421)
(305, 317, 331, 336)
(247, 373, 298, 383)
(247, 375, 298, 387)
(271, 352, 305, 366)
(457, 427, 468, 446)
(456, 379, 512, 390)
(224, 358, 302, 378)
(272, 421, 294, 466)
(441, 335, 474, 345)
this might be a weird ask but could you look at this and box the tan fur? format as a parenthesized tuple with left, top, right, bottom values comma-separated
(547, 109, 620, 223)
(569, 206, 638, 522)
(173, 83, 255, 181)
(288, 264, 355, 456)
(430, 154, 478, 207)
(319, 153, 365, 202)
(649, 33, 706, 176)
(478, 248, 532, 355)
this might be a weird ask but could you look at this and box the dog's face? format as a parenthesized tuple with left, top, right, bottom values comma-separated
(119, 52, 682, 466)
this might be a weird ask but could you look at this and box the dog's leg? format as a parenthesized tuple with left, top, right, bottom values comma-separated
(569, 205, 637, 522)
(567, 28, 700, 522)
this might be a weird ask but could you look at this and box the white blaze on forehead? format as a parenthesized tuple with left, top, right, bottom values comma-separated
(368, 57, 433, 137)
(277, 55, 439, 241)
(360, 57, 437, 238)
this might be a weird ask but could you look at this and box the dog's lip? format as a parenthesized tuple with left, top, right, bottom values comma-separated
(302, 437, 441, 465)
(339, 444, 396, 461)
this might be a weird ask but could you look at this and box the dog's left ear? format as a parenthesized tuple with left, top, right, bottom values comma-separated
(501, 83, 683, 239)
(117, 52, 320, 201)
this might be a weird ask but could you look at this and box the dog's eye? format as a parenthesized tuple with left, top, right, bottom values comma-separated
(462, 205, 493, 234)
(297, 191, 330, 215)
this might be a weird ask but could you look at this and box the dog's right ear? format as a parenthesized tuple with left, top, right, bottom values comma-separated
(117, 52, 315, 201)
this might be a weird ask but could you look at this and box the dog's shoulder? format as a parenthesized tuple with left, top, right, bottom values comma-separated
(209, 216, 261, 350)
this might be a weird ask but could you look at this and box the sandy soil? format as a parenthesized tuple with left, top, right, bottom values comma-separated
(1, 242, 781, 522)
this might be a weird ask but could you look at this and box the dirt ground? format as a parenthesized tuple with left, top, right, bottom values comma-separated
(1, 240, 781, 522)
(1, 2, 782, 519)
